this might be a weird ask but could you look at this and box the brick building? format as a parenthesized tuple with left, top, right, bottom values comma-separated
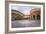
(30, 8, 41, 20)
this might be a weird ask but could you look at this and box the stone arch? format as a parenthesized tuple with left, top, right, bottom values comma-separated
(37, 15, 40, 20)
(33, 15, 35, 20)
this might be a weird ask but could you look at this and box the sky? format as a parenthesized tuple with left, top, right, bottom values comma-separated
(11, 6, 32, 15)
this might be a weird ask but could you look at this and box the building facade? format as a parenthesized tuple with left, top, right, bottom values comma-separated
(11, 10, 24, 20)
(12, 8, 40, 20)
(30, 8, 40, 20)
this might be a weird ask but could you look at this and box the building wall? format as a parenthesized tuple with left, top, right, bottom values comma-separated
(30, 8, 40, 20)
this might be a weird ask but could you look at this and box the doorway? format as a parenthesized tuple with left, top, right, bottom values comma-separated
(37, 15, 40, 20)
(33, 15, 35, 20)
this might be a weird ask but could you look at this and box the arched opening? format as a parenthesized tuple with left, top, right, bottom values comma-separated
(33, 15, 35, 20)
(37, 15, 40, 20)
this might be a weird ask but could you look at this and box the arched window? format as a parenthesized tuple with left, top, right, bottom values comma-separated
(37, 15, 40, 20)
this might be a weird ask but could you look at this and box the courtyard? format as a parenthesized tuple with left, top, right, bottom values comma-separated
(12, 20, 40, 28)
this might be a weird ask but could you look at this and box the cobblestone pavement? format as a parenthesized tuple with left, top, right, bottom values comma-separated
(11, 20, 40, 28)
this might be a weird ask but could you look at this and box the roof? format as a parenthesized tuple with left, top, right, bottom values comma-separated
(11, 10, 24, 16)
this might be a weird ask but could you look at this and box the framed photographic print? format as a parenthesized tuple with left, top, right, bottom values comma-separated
(5, 0, 45, 33)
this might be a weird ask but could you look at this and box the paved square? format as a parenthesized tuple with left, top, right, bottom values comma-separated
(12, 20, 40, 28)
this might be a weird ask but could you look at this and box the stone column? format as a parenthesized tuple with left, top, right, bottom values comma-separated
(30, 16, 32, 20)
(32, 16, 33, 20)
(35, 16, 37, 20)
